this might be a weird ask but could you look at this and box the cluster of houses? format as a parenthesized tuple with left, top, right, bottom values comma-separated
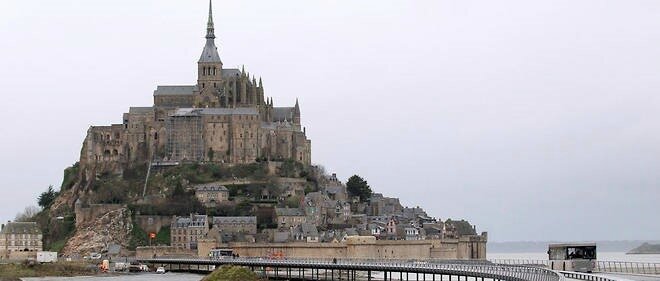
(170, 172, 479, 249)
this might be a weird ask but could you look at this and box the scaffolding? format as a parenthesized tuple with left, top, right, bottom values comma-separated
(167, 110, 204, 162)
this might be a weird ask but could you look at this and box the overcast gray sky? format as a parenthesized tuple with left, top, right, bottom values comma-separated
(1, 0, 659, 242)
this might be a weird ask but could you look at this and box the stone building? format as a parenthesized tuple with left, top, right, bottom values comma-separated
(79, 0, 311, 174)
(0, 222, 43, 258)
(274, 208, 306, 228)
(171, 214, 209, 250)
(194, 183, 229, 207)
(211, 216, 257, 235)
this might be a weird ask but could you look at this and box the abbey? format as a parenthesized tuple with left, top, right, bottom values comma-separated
(80, 1, 311, 171)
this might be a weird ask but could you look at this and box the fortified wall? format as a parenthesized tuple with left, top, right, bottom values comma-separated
(134, 215, 172, 234)
(74, 202, 125, 227)
(231, 234, 487, 260)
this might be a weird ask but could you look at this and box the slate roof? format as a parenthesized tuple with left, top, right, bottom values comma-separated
(273, 107, 295, 122)
(172, 107, 258, 117)
(275, 208, 305, 217)
(153, 85, 197, 96)
(213, 216, 257, 225)
(199, 39, 222, 63)
(344, 228, 359, 236)
(173, 215, 207, 227)
(222, 69, 240, 78)
(301, 223, 319, 237)
(0, 222, 41, 234)
(194, 182, 229, 192)
(129, 107, 154, 114)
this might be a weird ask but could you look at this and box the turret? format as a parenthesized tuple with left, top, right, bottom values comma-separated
(197, 0, 223, 92)
(258, 77, 264, 105)
(293, 98, 301, 130)
(249, 77, 257, 105)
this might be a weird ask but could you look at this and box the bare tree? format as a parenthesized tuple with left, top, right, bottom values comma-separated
(15, 206, 41, 222)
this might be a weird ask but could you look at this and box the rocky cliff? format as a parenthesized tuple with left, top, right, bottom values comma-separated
(61, 207, 133, 256)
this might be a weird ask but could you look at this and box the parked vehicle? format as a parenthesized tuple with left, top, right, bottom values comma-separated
(89, 253, 102, 260)
(114, 262, 128, 272)
(140, 264, 150, 272)
(129, 262, 142, 272)
(210, 248, 234, 260)
(36, 251, 58, 263)
(548, 242, 597, 272)
(156, 267, 166, 274)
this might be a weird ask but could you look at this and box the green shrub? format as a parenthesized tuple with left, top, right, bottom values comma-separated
(60, 162, 79, 191)
(202, 265, 259, 281)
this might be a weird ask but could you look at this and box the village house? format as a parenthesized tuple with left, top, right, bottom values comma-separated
(194, 183, 229, 207)
(170, 214, 209, 250)
(212, 216, 257, 235)
(274, 208, 306, 228)
(0, 222, 42, 259)
(292, 223, 319, 243)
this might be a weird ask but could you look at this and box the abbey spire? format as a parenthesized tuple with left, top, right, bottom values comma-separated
(197, 0, 223, 95)
(198, 0, 222, 64)
(206, 0, 215, 39)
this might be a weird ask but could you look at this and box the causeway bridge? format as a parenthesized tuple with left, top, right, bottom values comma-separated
(137, 258, 562, 281)
(137, 257, 660, 281)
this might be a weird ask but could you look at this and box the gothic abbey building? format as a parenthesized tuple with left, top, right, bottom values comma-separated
(80, 2, 311, 173)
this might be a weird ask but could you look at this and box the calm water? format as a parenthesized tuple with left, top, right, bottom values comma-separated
(488, 252, 660, 263)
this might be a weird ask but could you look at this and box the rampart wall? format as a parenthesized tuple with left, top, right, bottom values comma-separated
(230, 235, 487, 260)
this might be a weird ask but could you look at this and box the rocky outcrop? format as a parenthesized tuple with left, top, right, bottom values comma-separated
(627, 243, 660, 254)
(61, 207, 133, 256)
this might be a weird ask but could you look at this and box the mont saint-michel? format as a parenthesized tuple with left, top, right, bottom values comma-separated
(0, 1, 486, 269)
(84, 1, 310, 171)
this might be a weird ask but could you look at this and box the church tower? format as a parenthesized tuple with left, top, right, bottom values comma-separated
(197, 0, 223, 94)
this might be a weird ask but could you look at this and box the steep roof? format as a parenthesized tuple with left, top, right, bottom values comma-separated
(173, 215, 208, 227)
(213, 216, 257, 225)
(153, 85, 197, 96)
(222, 69, 240, 78)
(275, 208, 305, 217)
(273, 107, 294, 122)
(199, 40, 222, 63)
(128, 107, 154, 114)
(300, 223, 319, 237)
(0, 222, 41, 234)
(195, 183, 228, 192)
(199, 0, 222, 63)
(172, 107, 258, 117)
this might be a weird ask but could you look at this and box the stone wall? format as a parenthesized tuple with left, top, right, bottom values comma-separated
(136, 246, 196, 259)
(74, 203, 125, 227)
(0, 250, 36, 261)
(230, 235, 487, 260)
(134, 215, 171, 234)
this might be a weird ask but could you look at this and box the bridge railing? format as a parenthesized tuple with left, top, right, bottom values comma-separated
(595, 260, 659, 275)
(141, 257, 563, 281)
(489, 259, 660, 275)
(558, 271, 617, 281)
(490, 259, 550, 267)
